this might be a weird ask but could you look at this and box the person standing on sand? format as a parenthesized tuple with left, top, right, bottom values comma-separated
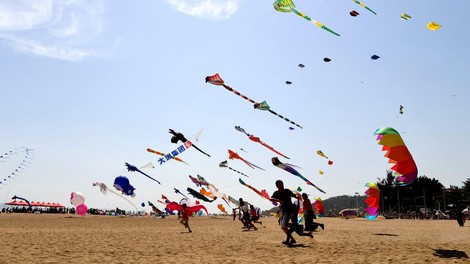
(270, 180, 299, 245)
(179, 204, 192, 233)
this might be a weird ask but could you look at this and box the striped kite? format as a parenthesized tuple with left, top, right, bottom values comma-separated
(272, 157, 326, 194)
(235, 126, 289, 159)
(352, 0, 377, 15)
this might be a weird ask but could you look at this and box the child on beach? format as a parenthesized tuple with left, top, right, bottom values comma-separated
(179, 204, 192, 233)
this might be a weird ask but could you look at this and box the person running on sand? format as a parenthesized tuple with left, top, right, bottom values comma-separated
(270, 180, 301, 244)
(179, 204, 192, 233)
(302, 193, 324, 232)
(249, 204, 263, 226)
(239, 198, 257, 230)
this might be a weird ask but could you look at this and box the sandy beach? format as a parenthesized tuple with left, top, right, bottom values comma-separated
(0, 214, 468, 263)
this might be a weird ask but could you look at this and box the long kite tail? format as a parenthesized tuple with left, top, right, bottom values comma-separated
(258, 140, 290, 159)
(222, 84, 258, 104)
(353, 0, 377, 15)
(147, 148, 189, 165)
(291, 8, 340, 36)
(191, 144, 211, 157)
(137, 170, 161, 185)
(268, 109, 303, 129)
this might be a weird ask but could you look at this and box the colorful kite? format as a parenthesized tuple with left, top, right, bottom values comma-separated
(364, 182, 380, 220)
(228, 150, 265, 170)
(125, 162, 161, 184)
(92, 182, 138, 211)
(273, 0, 340, 36)
(219, 160, 250, 177)
(147, 148, 189, 165)
(218, 204, 228, 214)
(239, 178, 272, 202)
(205, 73, 303, 129)
(235, 126, 289, 159)
(314, 197, 324, 217)
(169, 129, 210, 157)
(352, 0, 377, 15)
(113, 176, 136, 197)
(350, 10, 359, 17)
(427, 22, 441, 30)
(187, 187, 214, 203)
(272, 157, 326, 194)
(165, 201, 208, 215)
(317, 150, 333, 165)
(189, 175, 209, 187)
(374, 127, 417, 185)
(199, 188, 214, 199)
(401, 13, 411, 21)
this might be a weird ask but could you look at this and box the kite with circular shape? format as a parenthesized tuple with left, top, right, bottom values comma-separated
(169, 129, 210, 157)
(205, 73, 303, 129)
(76, 203, 88, 216)
(113, 176, 136, 197)
(235, 126, 289, 159)
(273, 0, 340, 36)
(228, 149, 265, 170)
(272, 157, 326, 194)
(427, 22, 441, 30)
(92, 182, 138, 211)
(219, 160, 250, 178)
(352, 0, 376, 15)
(374, 127, 417, 186)
(364, 182, 380, 220)
(125, 162, 161, 185)
(147, 148, 189, 165)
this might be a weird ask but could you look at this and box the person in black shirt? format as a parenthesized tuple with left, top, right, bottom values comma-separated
(270, 180, 299, 244)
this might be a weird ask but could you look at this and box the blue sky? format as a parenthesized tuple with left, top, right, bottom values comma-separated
(1, 0, 469, 213)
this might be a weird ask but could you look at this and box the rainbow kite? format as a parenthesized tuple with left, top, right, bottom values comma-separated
(364, 182, 380, 220)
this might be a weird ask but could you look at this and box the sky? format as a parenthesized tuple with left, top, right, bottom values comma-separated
(1, 0, 469, 213)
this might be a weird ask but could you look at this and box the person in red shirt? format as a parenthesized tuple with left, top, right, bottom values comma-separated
(179, 204, 192, 233)
(302, 193, 324, 232)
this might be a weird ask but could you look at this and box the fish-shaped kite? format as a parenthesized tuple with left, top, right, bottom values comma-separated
(352, 0, 376, 15)
(205, 73, 303, 129)
(169, 129, 210, 157)
(239, 178, 272, 202)
(364, 182, 380, 220)
(125, 162, 161, 184)
(273, 0, 340, 36)
(187, 187, 214, 203)
(374, 127, 417, 186)
(235, 126, 289, 159)
(189, 175, 210, 187)
(147, 148, 189, 165)
(219, 160, 250, 178)
(217, 204, 228, 214)
(228, 150, 265, 170)
(272, 157, 326, 194)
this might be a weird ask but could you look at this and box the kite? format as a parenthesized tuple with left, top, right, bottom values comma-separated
(165, 201, 208, 215)
(239, 178, 272, 202)
(323, 58, 331, 62)
(148, 201, 164, 214)
(314, 197, 324, 217)
(298, 64, 305, 68)
(75, 203, 88, 216)
(189, 175, 209, 187)
(240, 148, 249, 153)
(399, 105, 404, 114)
(364, 182, 380, 220)
(140, 162, 155, 169)
(401, 13, 411, 21)
(205, 73, 303, 129)
(219, 160, 250, 177)
(0, 147, 35, 187)
(70, 192, 85, 207)
(272, 157, 326, 194)
(11, 195, 32, 210)
(193, 128, 204, 141)
(227, 196, 240, 207)
(374, 127, 417, 186)
(199, 188, 214, 199)
(273, 0, 340, 36)
(317, 150, 333, 165)
(328, 160, 334, 165)
(427, 22, 441, 31)
(125, 162, 161, 184)
(352, 0, 377, 15)
(319, 170, 324, 175)
(286, 81, 292, 84)
(289, 127, 294, 130)
(350, 10, 359, 17)
(228, 150, 265, 170)
(371, 55, 380, 60)
(187, 187, 214, 203)
(218, 204, 228, 214)
(235, 126, 289, 159)
(174, 188, 189, 199)
(207, 184, 231, 206)
(113, 176, 136, 197)
(147, 148, 189, 165)
(92, 182, 139, 211)
(169, 129, 210, 157)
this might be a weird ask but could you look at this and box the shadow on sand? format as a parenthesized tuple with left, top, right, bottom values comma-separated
(373, 233, 398, 237)
(433, 249, 468, 259)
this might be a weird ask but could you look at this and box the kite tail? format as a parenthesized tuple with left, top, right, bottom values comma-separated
(309, 182, 327, 194)
(259, 141, 290, 159)
(268, 109, 303, 129)
(228, 167, 249, 177)
(191, 144, 211, 157)
(139, 171, 161, 185)
(320, 24, 340, 36)
(222, 84, 257, 104)
(365, 6, 377, 15)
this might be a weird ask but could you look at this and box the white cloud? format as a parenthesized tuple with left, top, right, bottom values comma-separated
(0, 0, 106, 61)
(166, 0, 239, 20)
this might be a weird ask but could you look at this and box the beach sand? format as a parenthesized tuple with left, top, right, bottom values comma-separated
(0, 214, 468, 263)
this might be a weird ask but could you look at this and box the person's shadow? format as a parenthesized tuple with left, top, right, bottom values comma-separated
(433, 249, 468, 259)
